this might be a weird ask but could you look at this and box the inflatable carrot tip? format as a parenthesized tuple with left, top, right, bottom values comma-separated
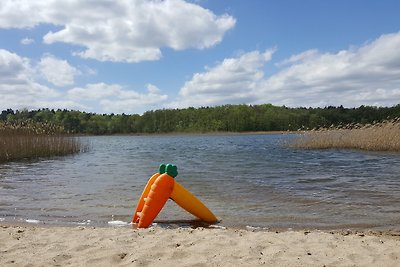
(159, 163, 166, 174)
(165, 164, 178, 178)
(159, 163, 177, 177)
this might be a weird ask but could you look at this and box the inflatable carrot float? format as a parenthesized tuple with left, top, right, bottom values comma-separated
(170, 180, 217, 223)
(133, 164, 217, 228)
(134, 164, 177, 228)
(132, 171, 161, 224)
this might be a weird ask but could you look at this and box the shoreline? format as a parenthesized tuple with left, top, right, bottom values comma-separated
(3, 216, 400, 234)
(2, 220, 400, 237)
(2, 223, 400, 266)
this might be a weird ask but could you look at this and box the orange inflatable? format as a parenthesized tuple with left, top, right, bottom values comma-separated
(133, 164, 217, 228)
(132, 172, 160, 224)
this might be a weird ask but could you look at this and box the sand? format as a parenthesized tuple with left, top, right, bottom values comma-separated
(1, 224, 399, 267)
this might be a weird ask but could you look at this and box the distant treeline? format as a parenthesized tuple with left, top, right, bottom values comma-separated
(1, 104, 400, 134)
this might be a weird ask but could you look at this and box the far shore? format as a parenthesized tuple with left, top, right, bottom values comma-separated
(82, 130, 296, 137)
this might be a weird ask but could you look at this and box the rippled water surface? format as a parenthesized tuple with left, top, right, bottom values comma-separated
(1, 134, 399, 230)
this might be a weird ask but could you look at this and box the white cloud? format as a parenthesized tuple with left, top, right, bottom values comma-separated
(0, 49, 168, 114)
(38, 55, 81, 87)
(258, 32, 400, 107)
(81, 66, 97, 76)
(0, 49, 63, 110)
(173, 49, 276, 107)
(174, 32, 400, 108)
(0, 49, 31, 81)
(67, 83, 168, 114)
(0, 0, 236, 63)
(276, 49, 318, 67)
(146, 83, 161, 94)
(20, 37, 34, 45)
(68, 83, 116, 100)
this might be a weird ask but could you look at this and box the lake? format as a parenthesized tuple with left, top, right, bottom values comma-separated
(1, 134, 399, 230)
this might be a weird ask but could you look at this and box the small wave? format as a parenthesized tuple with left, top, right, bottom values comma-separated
(76, 220, 91, 225)
(0, 218, 5, 222)
(297, 176, 336, 184)
(108, 220, 129, 226)
(26, 219, 40, 224)
(209, 225, 227, 230)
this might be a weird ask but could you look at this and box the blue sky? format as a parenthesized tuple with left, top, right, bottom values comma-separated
(1, 0, 399, 114)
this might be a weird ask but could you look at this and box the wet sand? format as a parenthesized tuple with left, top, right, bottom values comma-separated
(1, 224, 400, 266)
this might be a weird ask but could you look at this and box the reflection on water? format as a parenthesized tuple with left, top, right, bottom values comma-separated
(1, 134, 399, 230)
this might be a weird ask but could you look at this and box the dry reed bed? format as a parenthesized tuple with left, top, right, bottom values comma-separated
(290, 119, 400, 152)
(0, 121, 87, 163)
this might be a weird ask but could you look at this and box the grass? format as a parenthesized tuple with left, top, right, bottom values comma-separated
(289, 118, 400, 152)
(0, 121, 88, 163)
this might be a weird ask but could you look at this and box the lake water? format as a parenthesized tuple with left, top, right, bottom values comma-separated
(1, 134, 399, 230)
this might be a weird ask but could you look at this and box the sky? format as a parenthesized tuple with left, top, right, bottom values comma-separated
(0, 0, 400, 114)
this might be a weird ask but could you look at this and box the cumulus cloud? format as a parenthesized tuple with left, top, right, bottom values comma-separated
(174, 32, 400, 108)
(0, 49, 62, 110)
(67, 83, 168, 114)
(38, 55, 81, 87)
(0, 48, 167, 114)
(0, 0, 236, 63)
(258, 32, 400, 107)
(276, 49, 318, 67)
(173, 49, 276, 107)
(20, 37, 34, 45)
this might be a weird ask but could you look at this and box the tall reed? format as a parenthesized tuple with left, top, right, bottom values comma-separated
(0, 121, 88, 163)
(289, 119, 400, 152)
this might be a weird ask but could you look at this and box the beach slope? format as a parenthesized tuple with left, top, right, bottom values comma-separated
(1, 225, 399, 266)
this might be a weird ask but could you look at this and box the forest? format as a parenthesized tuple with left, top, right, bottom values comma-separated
(1, 104, 400, 135)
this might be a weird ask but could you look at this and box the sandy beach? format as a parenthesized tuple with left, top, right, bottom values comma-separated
(1, 224, 399, 266)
